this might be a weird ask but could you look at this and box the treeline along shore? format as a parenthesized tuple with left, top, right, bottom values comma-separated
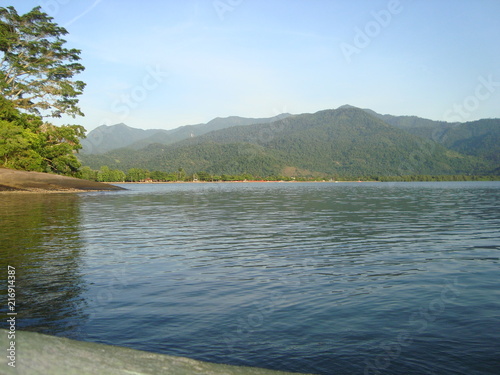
(82, 166, 500, 183)
(3, 166, 496, 193)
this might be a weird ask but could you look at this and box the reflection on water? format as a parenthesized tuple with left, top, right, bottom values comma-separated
(0, 194, 87, 336)
(0, 182, 499, 375)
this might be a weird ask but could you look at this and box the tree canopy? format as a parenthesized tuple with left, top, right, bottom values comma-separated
(0, 6, 85, 117)
(0, 6, 86, 176)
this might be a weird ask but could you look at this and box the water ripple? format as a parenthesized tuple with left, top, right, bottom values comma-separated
(1, 182, 499, 374)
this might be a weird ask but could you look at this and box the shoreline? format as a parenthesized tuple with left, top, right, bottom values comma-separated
(0, 168, 125, 193)
(113, 180, 363, 184)
(0, 329, 310, 375)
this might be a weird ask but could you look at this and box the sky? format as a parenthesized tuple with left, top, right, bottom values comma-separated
(5, 0, 500, 131)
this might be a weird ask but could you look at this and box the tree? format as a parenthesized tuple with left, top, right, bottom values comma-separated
(177, 167, 186, 181)
(0, 94, 41, 167)
(96, 166, 110, 182)
(0, 6, 85, 117)
(196, 171, 212, 181)
(79, 166, 98, 181)
(0, 119, 43, 170)
(0, 6, 86, 176)
(37, 122, 85, 175)
(126, 168, 149, 182)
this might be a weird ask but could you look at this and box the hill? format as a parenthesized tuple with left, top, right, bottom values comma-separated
(128, 114, 292, 150)
(79, 107, 494, 178)
(81, 114, 291, 154)
(363, 109, 499, 163)
(437, 119, 500, 163)
(80, 123, 169, 154)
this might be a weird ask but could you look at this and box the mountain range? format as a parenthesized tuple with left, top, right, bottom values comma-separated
(79, 105, 499, 178)
(80, 114, 291, 154)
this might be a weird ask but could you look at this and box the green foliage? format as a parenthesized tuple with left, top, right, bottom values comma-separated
(79, 107, 496, 178)
(80, 114, 292, 154)
(37, 123, 85, 175)
(125, 168, 149, 182)
(0, 92, 85, 176)
(439, 119, 500, 163)
(0, 118, 43, 170)
(149, 170, 178, 181)
(0, 6, 86, 176)
(97, 166, 125, 182)
(375, 112, 500, 164)
(79, 166, 98, 181)
(66, 165, 500, 183)
(0, 6, 85, 117)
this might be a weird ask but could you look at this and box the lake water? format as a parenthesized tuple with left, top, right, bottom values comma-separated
(1, 181, 499, 374)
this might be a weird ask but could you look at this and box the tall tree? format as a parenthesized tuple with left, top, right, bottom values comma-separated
(0, 6, 86, 176)
(0, 6, 85, 117)
(0, 95, 85, 175)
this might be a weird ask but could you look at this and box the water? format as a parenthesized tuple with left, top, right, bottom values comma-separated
(1, 182, 499, 374)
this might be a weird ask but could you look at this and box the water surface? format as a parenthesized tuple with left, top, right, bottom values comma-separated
(1, 182, 499, 374)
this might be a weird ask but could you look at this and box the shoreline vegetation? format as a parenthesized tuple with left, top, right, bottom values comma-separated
(82, 166, 500, 184)
(0, 167, 498, 194)
(116, 177, 499, 184)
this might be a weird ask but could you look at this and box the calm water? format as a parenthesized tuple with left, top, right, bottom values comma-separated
(1, 182, 499, 374)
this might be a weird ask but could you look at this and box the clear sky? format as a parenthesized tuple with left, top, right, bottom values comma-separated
(7, 0, 500, 131)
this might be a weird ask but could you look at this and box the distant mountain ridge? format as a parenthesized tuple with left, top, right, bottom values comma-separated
(79, 106, 498, 177)
(80, 123, 168, 154)
(362, 110, 500, 163)
(81, 114, 291, 154)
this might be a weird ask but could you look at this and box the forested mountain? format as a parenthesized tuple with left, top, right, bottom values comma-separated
(80, 123, 169, 154)
(437, 119, 500, 163)
(129, 114, 292, 150)
(81, 114, 291, 154)
(79, 107, 495, 178)
(364, 109, 499, 163)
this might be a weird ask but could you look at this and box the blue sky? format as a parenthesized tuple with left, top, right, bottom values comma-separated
(7, 0, 500, 131)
